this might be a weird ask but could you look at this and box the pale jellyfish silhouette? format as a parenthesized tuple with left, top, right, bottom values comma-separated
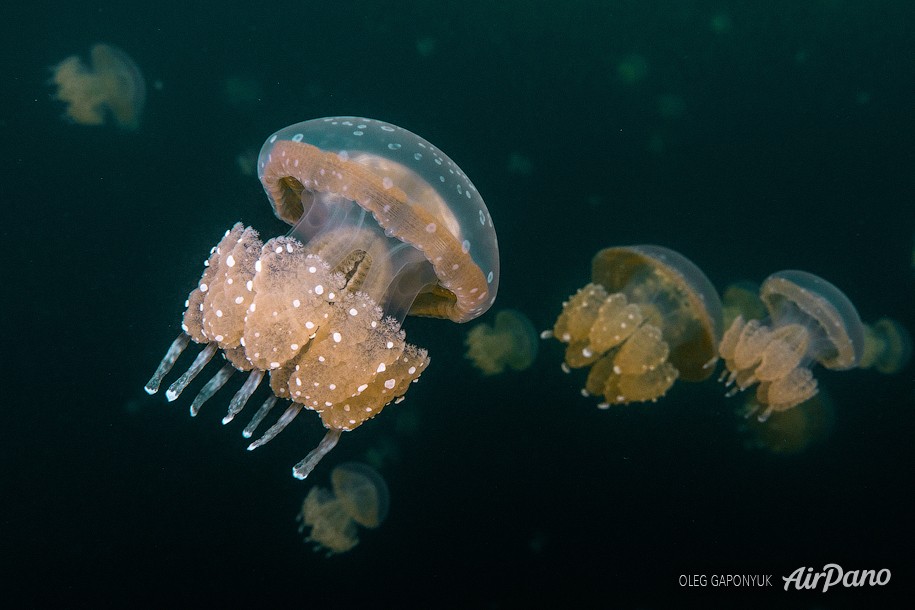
(739, 391, 835, 455)
(859, 318, 911, 374)
(547, 246, 722, 408)
(465, 309, 538, 375)
(719, 271, 865, 421)
(298, 462, 389, 555)
(50, 43, 145, 129)
(145, 117, 499, 479)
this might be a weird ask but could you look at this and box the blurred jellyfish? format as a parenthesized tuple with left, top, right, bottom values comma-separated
(415, 36, 437, 58)
(656, 94, 686, 120)
(859, 318, 911, 374)
(709, 13, 733, 34)
(616, 54, 649, 84)
(465, 309, 539, 375)
(298, 462, 389, 555)
(739, 391, 835, 455)
(145, 117, 499, 480)
(50, 43, 145, 130)
(507, 152, 534, 176)
(235, 147, 258, 176)
(547, 246, 722, 407)
(721, 281, 765, 329)
(719, 271, 865, 421)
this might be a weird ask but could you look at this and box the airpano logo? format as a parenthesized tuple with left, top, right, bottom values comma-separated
(782, 564, 891, 592)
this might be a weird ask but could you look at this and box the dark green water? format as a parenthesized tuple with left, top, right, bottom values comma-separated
(2, 1, 912, 606)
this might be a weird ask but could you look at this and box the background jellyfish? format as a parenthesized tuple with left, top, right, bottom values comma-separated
(546, 246, 722, 407)
(145, 117, 499, 479)
(719, 270, 865, 421)
(298, 462, 389, 555)
(465, 309, 538, 375)
(50, 43, 145, 130)
(739, 391, 835, 455)
(859, 317, 911, 375)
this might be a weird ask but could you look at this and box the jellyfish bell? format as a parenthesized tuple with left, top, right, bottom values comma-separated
(548, 245, 722, 407)
(259, 117, 499, 323)
(145, 117, 499, 480)
(719, 270, 865, 420)
(330, 462, 390, 528)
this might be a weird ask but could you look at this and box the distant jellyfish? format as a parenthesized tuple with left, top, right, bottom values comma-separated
(298, 462, 389, 555)
(709, 13, 733, 34)
(235, 147, 258, 176)
(719, 271, 865, 421)
(50, 43, 145, 129)
(465, 309, 538, 375)
(721, 281, 765, 329)
(145, 117, 499, 479)
(859, 318, 911, 374)
(739, 391, 835, 455)
(546, 246, 722, 407)
(616, 54, 649, 84)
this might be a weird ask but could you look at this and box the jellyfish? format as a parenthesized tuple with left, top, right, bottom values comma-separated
(719, 271, 865, 421)
(738, 391, 835, 455)
(546, 246, 722, 407)
(49, 43, 145, 130)
(465, 309, 538, 375)
(859, 317, 912, 374)
(298, 462, 389, 555)
(145, 117, 499, 479)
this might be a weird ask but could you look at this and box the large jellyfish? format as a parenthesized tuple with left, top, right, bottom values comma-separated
(719, 271, 864, 421)
(145, 117, 499, 479)
(49, 43, 145, 130)
(464, 309, 538, 375)
(298, 462, 389, 555)
(546, 246, 722, 407)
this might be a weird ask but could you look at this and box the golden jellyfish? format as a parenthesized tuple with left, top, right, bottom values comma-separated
(546, 246, 722, 407)
(859, 317, 912, 374)
(739, 391, 835, 455)
(145, 117, 499, 479)
(298, 462, 389, 555)
(465, 309, 538, 375)
(50, 43, 145, 129)
(719, 271, 865, 421)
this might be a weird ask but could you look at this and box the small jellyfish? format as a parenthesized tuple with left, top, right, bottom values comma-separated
(547, 246, 722, 407)
(859, 317, 911, 374)
(738, 391, 835, 455)
(145, 117, 499, 479)
(465, 309, 538, 375)
(50, 43, 145, 129)
(298, 462, 389, 555)
(719, 271, 865, 421)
